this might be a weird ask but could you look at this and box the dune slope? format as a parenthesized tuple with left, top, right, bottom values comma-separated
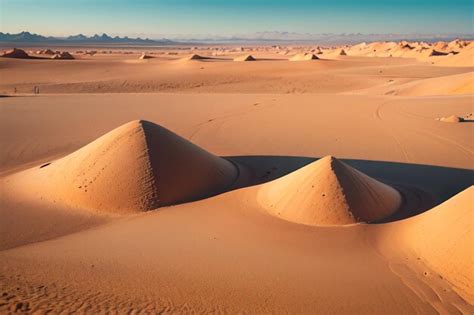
(375, 187, 474, 304)
(5, 120, 237, 214)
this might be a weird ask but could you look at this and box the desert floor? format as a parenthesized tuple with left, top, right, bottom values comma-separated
(0, 48, 473, 313)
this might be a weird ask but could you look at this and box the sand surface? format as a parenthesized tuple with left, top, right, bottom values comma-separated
(0, 42, 473, 313)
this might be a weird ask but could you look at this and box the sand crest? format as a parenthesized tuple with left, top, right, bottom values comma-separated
(9, 120, 238, 214)
(257, 156, 402, 226)
(38, 48, 56, 55)
(234, 54, 256, 61)
(289, 53, 319, 61)
(183, 54, 208, 61)
(51, 51, 75, 60)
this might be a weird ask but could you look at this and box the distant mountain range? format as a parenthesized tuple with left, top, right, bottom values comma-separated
(0, 31, 176, 45)
(1, 31, 473, 46)
(175, 31, 474, 44)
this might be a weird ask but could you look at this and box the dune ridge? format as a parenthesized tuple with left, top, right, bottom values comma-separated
(139, 53, 153, 59)
(234, 54, 256, 61)
(289, 53, 319, 61)
(51, 51, 74, 60)
(183, 54, 208, 61)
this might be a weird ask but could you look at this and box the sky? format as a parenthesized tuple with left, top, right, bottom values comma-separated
(1, 0, 473, 38)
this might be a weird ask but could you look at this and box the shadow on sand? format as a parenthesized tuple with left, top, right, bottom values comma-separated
(226, 155, 473, 222)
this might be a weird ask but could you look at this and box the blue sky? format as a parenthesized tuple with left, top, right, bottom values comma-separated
(1, 0, 472, 38)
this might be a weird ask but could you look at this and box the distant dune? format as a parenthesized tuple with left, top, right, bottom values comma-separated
(289, 53, 319, 61)
(1, 48, 31, 59)
(234, 54, 256, 61)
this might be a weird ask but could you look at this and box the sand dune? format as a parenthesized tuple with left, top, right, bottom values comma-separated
(1, 48, 31, 59)
(438, 115, 464, 123)
(4, 120, 238, 214)
(257, 156, 402, 226)
(40, 48, 55, 55)
(375, 187, 474, 305)
(289, 53, 319, 61)
(183, 54, 208, 61)
(139, 53, 153, 59)
(51, 51, 74, 59)
(395, 72, 473, 96)
(234, 54, 256, 61)
(434, 44, 474, 67)
(351, 71, 474, 96)
(343, 40, 473, 66)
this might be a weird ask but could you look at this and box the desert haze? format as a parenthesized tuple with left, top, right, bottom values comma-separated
(0, 37, 473, 314)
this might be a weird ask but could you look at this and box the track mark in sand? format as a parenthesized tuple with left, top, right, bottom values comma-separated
(414, 128, 474, 161)
(187, 101, 274, 141)
(367, 237, 473, 314)
(381, 102, 473, 161)
(387, 261, 473, 315)
(374, 101, 411, 163)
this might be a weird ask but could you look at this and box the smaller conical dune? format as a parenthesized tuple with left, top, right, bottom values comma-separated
(289, 53, 319, 61)
(51, 52, 74, 60)
(438, 115, 464, 123)
(43, 49, 55, 55)
(234, 54, 256, 62)
(139, 53, 153, 59)
(1, 48, 31, 59)
(257, 156, 401, 226)
(400, 43, 414, 50)
(183, 54, 207, 61)
(428, 49, 448, 56)
(433, 41, 449, 51)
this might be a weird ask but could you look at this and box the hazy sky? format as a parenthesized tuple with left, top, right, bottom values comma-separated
(1, 0, 473, 38)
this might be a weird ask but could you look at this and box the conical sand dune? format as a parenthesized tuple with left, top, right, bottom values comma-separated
(36, 48, 55, 55)
(425, 49, 448, 57)
(183, 54, 207, 61)
(438, 115, 464, 123)
(29, 120, 238, 214)
(1, 48, 31, 59)
(51, 51, 75, 60)
(234, 54, 256, 61)
(289, 53, 319, 61)
(139, 53, 153, 59)
(257, 156, 401, 226)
